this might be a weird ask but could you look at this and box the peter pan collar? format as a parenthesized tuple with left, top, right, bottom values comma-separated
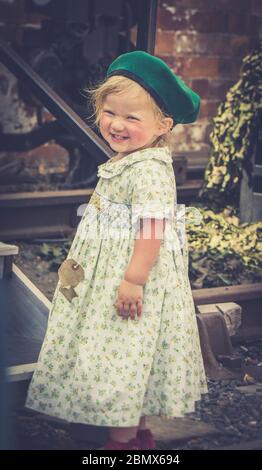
(97, 146, 172, 179)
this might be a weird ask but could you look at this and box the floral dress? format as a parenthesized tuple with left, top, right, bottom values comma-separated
(25, 146, 207, 427)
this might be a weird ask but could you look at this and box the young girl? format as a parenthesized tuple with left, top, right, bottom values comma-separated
(25, 51, 207, 450)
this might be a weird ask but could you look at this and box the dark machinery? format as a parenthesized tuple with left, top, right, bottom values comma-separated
(0, 0, 157, 188)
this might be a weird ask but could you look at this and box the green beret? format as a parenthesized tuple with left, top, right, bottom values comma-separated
(106, 51, 200, 124)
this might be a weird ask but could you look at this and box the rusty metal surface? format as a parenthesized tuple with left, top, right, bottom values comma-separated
(196, 313, 237, 380)
(193, 284, 262, 344)
(193, 283, 262, 303)
(0, 189, 93, 240)
(194, 282, 262, 379)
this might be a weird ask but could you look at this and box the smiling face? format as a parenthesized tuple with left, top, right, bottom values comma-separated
(98, 84, 173, 157)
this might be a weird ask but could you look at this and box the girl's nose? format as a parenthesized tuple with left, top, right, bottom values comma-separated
(111, 117, 125, 132)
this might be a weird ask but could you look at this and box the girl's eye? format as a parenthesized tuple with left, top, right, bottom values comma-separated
(127, 116, 138, 121)
(104, 110, 114, 115)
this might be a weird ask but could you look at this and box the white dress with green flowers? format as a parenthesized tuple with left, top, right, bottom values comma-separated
(25, 146, 207, 427)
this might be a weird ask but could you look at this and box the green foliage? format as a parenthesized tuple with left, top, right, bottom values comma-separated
(198, 40, 262, 209)
(187, 206, 262, 288)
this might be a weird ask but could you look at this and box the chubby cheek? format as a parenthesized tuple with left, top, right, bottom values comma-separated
(129, 126, 152, 145)
(99, 116, 110, 135)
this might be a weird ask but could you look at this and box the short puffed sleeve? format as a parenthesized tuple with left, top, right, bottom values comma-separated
(130, 159, 176, 231)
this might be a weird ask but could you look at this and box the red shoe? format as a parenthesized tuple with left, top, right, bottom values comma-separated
(137, 428, 156, 450)
(102, 436, 141, 450)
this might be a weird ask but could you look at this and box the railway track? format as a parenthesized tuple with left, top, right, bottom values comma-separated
(0, 180, 203, 240)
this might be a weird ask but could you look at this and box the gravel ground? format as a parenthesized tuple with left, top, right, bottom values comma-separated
(181, 366, 262, 449)
(8, 240, 262, 450)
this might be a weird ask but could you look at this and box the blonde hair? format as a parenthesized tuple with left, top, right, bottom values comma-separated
(84, 75, 174, 151)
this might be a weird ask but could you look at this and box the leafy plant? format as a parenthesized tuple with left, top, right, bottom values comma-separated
(198, 40, 262, 209)
(187, 206, 262, 288)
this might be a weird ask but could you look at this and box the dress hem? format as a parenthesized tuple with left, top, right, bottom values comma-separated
(25, 391, 208, 428)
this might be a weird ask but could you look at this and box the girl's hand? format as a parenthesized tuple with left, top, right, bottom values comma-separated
(114, 279, 143, 320)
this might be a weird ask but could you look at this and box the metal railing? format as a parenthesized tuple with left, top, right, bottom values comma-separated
(0, 39, 112, 165)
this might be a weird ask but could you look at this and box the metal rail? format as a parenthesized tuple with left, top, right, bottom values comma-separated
(0, 182, 202, 240)
(0, 39, 112, 165)
(136, 0, 158, 53)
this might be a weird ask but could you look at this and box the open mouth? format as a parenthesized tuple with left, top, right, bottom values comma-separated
(110, 133, 129, 142)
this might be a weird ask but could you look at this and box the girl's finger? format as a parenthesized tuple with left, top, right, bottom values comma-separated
(129, 303, 137, 320)
(123, 302, 130, 317)
(136, 299, 143, 317)
(116, 301, 124, 316)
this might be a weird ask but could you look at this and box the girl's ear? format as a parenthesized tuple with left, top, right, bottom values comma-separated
(158, 117, 174, 135)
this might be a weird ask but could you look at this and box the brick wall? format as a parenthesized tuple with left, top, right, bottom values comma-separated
(155, 0, 262, 159)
